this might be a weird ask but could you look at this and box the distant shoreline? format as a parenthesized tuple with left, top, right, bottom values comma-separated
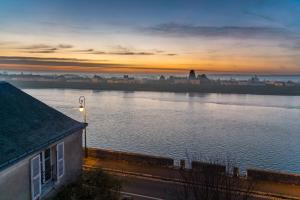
(8, 80, 300, 96)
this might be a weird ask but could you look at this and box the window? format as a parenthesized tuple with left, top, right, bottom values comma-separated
(41, 148, 52, 184)
(31, 155, 41, 200)
(56, 142, 64, 179)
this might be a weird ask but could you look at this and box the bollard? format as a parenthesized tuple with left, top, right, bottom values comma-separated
(180, 159, 185, 169)
(233, 167, 239, 177)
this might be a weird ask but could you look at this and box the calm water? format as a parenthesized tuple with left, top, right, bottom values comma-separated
(24, 89, 300, 173)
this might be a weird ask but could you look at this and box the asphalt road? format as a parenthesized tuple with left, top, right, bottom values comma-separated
(84, 164, 299, 200)
(120, 175, 177, 200)
(116, 173, 274, 200)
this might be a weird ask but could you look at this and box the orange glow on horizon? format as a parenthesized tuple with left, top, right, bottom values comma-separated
(1, 44, 300, 74)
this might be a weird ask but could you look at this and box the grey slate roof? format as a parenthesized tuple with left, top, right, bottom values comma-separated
(0, 82, 85, 170)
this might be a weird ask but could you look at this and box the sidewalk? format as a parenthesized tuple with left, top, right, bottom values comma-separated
(84, 157, 182, 179)
(84, 157, 300, 199)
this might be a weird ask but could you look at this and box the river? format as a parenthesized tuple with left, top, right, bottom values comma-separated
(24, 89, 300, 173)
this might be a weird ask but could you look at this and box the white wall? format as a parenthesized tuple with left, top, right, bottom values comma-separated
(0, 130, 83, 200)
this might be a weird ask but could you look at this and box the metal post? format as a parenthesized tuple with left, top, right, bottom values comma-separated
(79, 96, 88, 158)
(84, 127, 87, 157)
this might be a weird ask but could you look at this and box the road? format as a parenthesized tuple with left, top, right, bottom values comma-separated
(84, 158, 300, 200)
(112, 171, 286, 200)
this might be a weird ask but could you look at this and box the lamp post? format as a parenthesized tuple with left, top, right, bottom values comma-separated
(79, 96, 87, 157)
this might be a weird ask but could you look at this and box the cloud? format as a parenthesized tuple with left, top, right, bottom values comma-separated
(109, 51, 155, 55)
(243, 10, 278, 24)
(0, 56, 125, 68)
(166, 53, 177, 56)
(85, 46, 156, 56)
(278, 40, 300, 50)
(7, 42, 176, 56)
(21, 44, 53, 50)
(0, 56, 188, 72)
(0, 56, 92, 62)
(0, 41, 19, 46)
(26, 50, 57, 54)
(58, 44, 73, 49)
(39, 21, 93, 34)
(144, 23, 294, 39)
(19, 43, 74, 53)
(72, 49, 95, 53)
(74, 46, 176, 56)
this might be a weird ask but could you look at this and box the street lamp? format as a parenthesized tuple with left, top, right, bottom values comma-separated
(79, 96, 87, 157)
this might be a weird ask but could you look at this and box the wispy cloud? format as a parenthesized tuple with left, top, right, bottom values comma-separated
(58, 44, 73, 49)
(19, 43, 74, 53)
(26, 50, 57, 54)
(3, 41, 177, 56)
(0, 56, 125, 68)
(144, 23, 294, 39)
(21, 44, 53, 50)
(0, 56, 189, 72)
(73, 46, 177, 56)
(166, 53, 177, 56)
(0, 56, 93, 62)
(243, 10, 278, 24)
(39, 21, 96, 34)
(0, 41, 19, 46)
(278, 42, 300, 51)
(72, 49, 95, 53)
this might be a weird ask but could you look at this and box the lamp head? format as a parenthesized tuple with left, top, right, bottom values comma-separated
(79, 105, 84, 112)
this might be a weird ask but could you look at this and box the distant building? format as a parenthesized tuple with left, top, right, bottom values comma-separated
(0, 82, 87, 200)
(56, 75, 67, 81)
(168, 76, 189, 84)
(197, 74, 210, 84)
(159, 75, 165, 81)
(107, 75, 135, 84)
(189, 79, 201, 85)
(248, 75, 265, 86)
(189, 70, 196, 80)
(91, 75, 104, 83)
(249, 75, 260, 83)
(273, 81, 285, 87)
(286, 81, 296, 87)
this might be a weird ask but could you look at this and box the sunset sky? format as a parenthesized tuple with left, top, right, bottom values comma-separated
(1, 0, 300, 74)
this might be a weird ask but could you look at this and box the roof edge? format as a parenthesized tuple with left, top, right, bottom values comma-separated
(0, 123, 86, 171)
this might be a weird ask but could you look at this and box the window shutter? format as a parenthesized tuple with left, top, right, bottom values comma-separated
(56, 142, 64, 180)
(31, 155, 41, 200)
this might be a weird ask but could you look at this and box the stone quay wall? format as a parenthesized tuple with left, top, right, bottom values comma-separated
(87, 148, 174, 167)
(191, 161, 226, 174)
(87, 148, 300, 185)
(247, 168, 300, 185)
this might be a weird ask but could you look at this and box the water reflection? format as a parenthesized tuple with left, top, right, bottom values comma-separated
(24, 89, 300, 173)
(187, 92, 209, 98)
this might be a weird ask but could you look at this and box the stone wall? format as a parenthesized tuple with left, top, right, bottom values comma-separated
(191, 161, 226, 174)
(88, 148, 300, 185)
(87, 148, 174, 167)
(247, 168, 300, 185)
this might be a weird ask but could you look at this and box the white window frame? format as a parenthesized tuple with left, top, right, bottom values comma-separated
(31, 154, 41, 200)
(56, 142, 65, 180)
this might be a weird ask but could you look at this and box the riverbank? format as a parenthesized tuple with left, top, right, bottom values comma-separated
(8, 80, 300, 96)
(87, 148, 300, 185)
(84, 148, 300, 199)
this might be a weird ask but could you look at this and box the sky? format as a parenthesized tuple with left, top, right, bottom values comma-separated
(0, 0, 300, 74)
